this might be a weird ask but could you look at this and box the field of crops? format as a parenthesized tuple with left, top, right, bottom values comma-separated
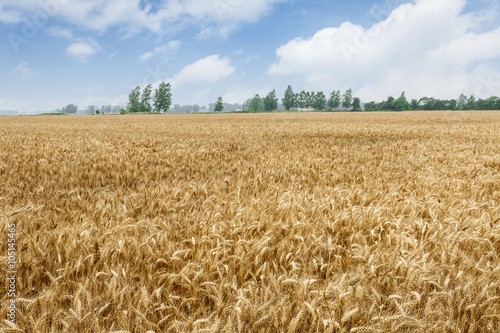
(1, 111, 500, 332)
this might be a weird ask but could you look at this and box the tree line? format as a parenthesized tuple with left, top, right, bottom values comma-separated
(242, 90, 279, 112)
(118, 84, 500, 114)
(364, 93, 500, 111)
(241, 86, 362, 112)
(246, 86, 500, 112)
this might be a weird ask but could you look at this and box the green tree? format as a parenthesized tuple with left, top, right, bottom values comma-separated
(263, 89, 278, 111)
(141, 84, 153, 113)
(128, 86, 142, 113)
(465, 95, 476, 110)
(410, 99, 419, 110)
(394, 92, 410, 111)
(312, 91, 327, 110)
(364, 102, 377, 111)
(297, 90, 308, 109)
(449, 99, 457, 110)
(419, 97, 436, 110)
(328, 90, 341, 110)
(306, 91, 314, 108)
(342, 89, 353, 110)
(250, 94, 263, 111)
(61, 104, 78, 114)
(282, 85, 296, 110)
(214, 97, 224, 112)
(386, 96, 395, 110)
(351, 97, 361, 111)
(457, 93, 467, 110)
(153, 82, 172, 113)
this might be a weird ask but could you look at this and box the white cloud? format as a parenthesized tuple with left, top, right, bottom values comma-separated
(139, 52, 155, 63)
(138, 41, 181, 62)
(0, 0, 283, 38)
(66, 40, 100, 62)
(46, 26, 74, 39)
(0, 5, 21, 23)
(12, 62, 33, 77)
(268, 0, 500, 101)
(170, 55, 235, 86)
(108, 50, 118, 60)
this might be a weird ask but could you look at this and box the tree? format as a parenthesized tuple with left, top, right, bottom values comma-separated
(141, 84, 153, 113)
(352, 97, 361, 111)
(306, 91, 314, 108)
(449, 99, 457, 110)
(214, 97, 224, 112)
(100, 105, 112, 114)
(328, 90, 341, 110)
(342, 89, 353, 110)
(243, 98, 252, 111)
(364, 102, 376, 111)
(419, 97, 436, 110)
(457, 93, 467, 110)
(263, 89, 278, 111)
(394, 92, 410, 111)
(128, 86, 142, 113)
(61, 104, 78, 114)
(386, 96, 395, 110)
(172, 104, 181, 113)
(297, 90, 308, 109)
(153, 82, 172, 113)
(282, 85, 296, 110)
(465, 95, 476, 110)
(410, 99, 419, 110)
(85, 105, 96, 115)
(312, 91, 327, 110)
(250, 94, 263, 111)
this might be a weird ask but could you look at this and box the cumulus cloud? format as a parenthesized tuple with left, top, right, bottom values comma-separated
(66, 40, 100, 62)
(268, 0, 500, 100)
(170, 55, 235, 86)
(0, 0, 283, 38)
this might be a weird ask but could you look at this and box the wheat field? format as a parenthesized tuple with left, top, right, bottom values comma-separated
(1, 111, 499, 332)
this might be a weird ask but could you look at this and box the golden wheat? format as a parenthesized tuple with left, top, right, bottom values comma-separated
(1, 111, 499, 332)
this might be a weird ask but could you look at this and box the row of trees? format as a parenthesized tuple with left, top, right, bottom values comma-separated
(282, 86, 361, 111)
(364, 92, 411, 111)
(365, 93, 500, 111)
(122, 84, 500, 115)
(241, 88, 361, 112)
(127, 82, 172, 113)
(170, 104, 201, 113)
(85, 105, 123, 115)
(57, 104, 78, 114)
(242, 90, 279, 112)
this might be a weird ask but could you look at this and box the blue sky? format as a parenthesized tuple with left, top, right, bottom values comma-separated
(1, 0, 500, 113)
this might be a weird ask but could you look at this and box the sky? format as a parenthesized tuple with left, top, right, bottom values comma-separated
(1, 0, 500, 113)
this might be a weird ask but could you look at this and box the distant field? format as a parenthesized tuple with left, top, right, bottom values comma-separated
(1, 112, 499, 332)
